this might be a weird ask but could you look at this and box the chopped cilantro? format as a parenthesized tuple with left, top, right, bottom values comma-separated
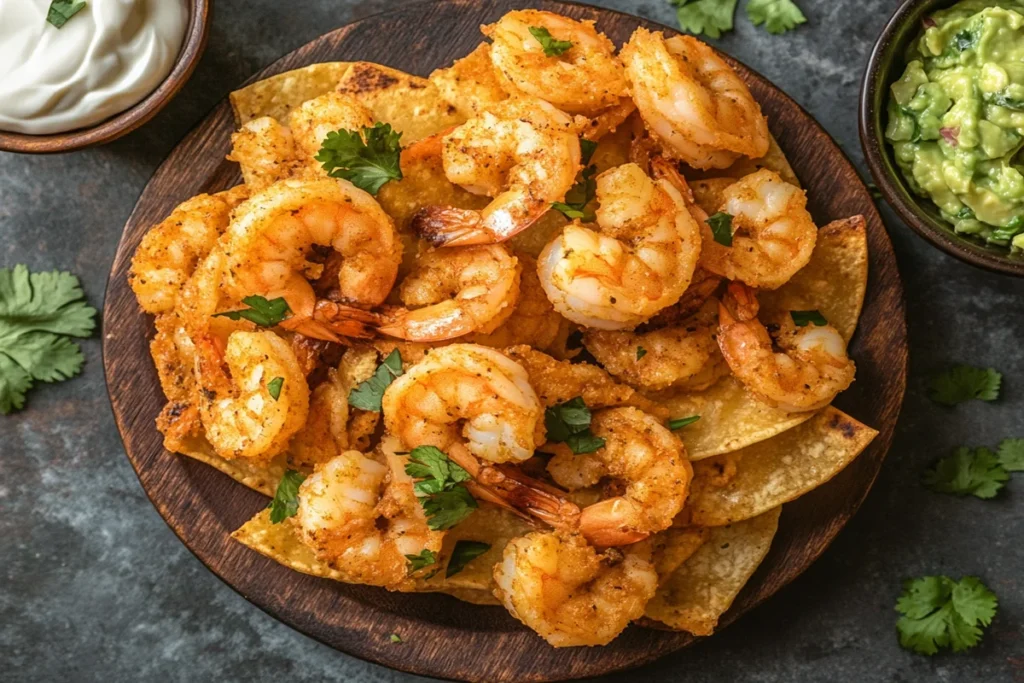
(529, 26, 573, 56)
(420, 486, 478, 531)
(544, 397, 606, 454)
(389, 633, 402, 643)
(928, 365, 1002, 406)
(923, 447, 1008, 499)
(348, 349, 403, 412)
(667, 415, 701, 430)
(636, 346, 647, 360)
(405, 446, 477, 530)
(953, 28, 978, 52)
(580, 138, 599, 166)
(213, 295, 291, 327)
(267, 377, 284, 401)
(997, 438, 1024, 472)
(896, 576, 997, 655)
(706, 212, 734, 246)
(446, 540, 491, 578)
(790, 310, 828, 327)
(315, 122, 403, 195)
(673, 0, 738, 39)
(746, 0, 807, 35)
(0, 265, 96, 414)
(268, 469, 306, 523)
(405, 549, 438, 573)
(552, 166, 597, 221)
(47, 0, 87, 28)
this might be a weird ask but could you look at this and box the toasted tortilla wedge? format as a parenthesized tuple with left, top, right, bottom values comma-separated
(645, 507, 781, 635)
(687, 407, 877, 527)
(652, 527, 710, 586)
(230, 62, 353, 125)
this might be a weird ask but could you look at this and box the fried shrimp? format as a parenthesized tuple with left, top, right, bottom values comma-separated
(129, 186, 248, 314)
(294, 438, 444, 588)
(150, 312, 202, 451)
(537, 162, 701, 329)
(621, 29, 769, 169)
(699, 170, 817, 289)
(382, 344, 545, 463)
(411, 97, 582, 247)
(583, 297, 724, 392)
(220, 178, 402, 341)
(194, 330, 310, 460)
(718, 282, 855, 412)
(483, 11, 630, 117)
(287, 92, 375, 166)
(493, 531, 658, 647)
(547, 407, 693, 546)
(376, 244, 522, 341)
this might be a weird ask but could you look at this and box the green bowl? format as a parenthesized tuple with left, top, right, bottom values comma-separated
(859, 0, 1024, 276)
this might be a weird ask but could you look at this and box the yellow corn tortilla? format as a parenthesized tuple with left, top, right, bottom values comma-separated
(230, 62, 353, 125)
(336, 62, 464, 143)
(687, 407, 877, 527)
(652, 527, 710, 586)
(759, 216, 869, 342)
(645, 506, 781, 635)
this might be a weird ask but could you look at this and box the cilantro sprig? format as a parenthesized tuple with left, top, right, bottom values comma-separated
(446, 540, 491, 578)
(213, 295, 291, 327)
(316, 122, 403, 195)
(544, 397, 606, 454)
(268, 469, 306, 523)
(706, 212, 734, 247)
(671, 0, 806, 38)
(529, 26, 573, 56)
(997, 438, 1024, 471)
(929, 365, 1002, 406)
(47, 0, 87, 28)
(348, 349, 403, 412)
(896, 576, 997, 655)
(924, 447, 1009, 499)
(0, 265, 97, 414)
(552, 139, 599, 221)
(405, 446, 478, 530)
(746, 0, 807, 35)
(405, 548, 439, 575)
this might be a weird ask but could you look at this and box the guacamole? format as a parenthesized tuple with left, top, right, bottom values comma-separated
(886, 0, 1024, 251)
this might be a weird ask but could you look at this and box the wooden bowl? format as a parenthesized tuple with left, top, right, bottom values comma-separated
(102, 1, 908, 680)
(859, 0, 1024, 276)
(0, 0, 210, 154)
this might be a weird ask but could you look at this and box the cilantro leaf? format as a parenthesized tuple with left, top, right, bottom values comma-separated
(929, 365, 1002, 406)
(446, 540, 491, 578)
(580, 138, 599, 166)
(420, 486, 478, 531)
(267, 377, 284, 401)
(405, 548, 438, 573)
(389, 634, 402, 643)
(896, 576, 997, 655)
(636, 346, 647, 360)
(923, 447, 1008, 499)
(673, 0, 738, 39)
(404, 446, 477, 530)
(316, 122, 403, 195)
(997, 438, 1024, 472)
(213, 295, 291, 327)
(791, 310, 828, 327)
(746, 0, 807, 35)
(268, 469, 306, 523)
(348, 349, 403, 412)
(47, 0, 87, 28)
(552, 166, 597, 221)
(544, 397, 606, 454)
(668, 415, 701, 430)
(706, 212, 734, 246)
(0, 265, 96, 414)
(529, 26, 573, 56)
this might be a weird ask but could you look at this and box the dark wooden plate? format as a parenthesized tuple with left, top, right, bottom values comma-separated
(102, 1, 908, 680)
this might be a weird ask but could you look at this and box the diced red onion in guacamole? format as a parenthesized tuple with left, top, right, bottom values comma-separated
(922, 16, 937, 28)
(940, 127, 960, 146)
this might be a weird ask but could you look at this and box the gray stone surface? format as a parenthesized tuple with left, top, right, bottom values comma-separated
(1, 0, 1022, 681)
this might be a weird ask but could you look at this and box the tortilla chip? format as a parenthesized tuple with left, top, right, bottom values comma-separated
(230, 63, 352, 125)
(685, 134, 799, 187)
(661, 376, 813, 459)
(687, 407, 877, 527)
(232, 508, 354, 579)
(336, 62, 464, 142)
(429, 43, 509, 119)
(645, 507, 781, 635)
(759, 216, 869, 342)
(177, 435, 287, 497)
(652, 527, 710, 586)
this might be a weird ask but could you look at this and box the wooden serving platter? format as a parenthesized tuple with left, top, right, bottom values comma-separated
(102, 1, 908, 680)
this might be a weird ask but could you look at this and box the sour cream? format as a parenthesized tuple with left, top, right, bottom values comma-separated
(0, 0, 188, 135)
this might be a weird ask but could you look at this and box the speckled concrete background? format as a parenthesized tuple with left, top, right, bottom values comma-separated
(2, 0, 1022, 681)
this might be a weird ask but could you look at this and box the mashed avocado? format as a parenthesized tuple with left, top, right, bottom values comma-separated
(886, 0, 1024, 251)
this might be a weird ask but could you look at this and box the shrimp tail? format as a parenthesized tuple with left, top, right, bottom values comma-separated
(579, 498, 650, 547)
(720, 281, 760, 324)
(304, 301, 380, 341)
(411, 206, 490, 247)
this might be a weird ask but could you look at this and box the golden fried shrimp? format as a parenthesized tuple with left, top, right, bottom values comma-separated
(194, 330, 310, 461)
(537, 162, 701, 329)
(483, 10, 630, 117)
(376, 245, 522, 341)
(150, 312, 202, 452)
(411, 97, 582, 247)
(718, 282, 855, 412)
(129, 186, 248, 314)
(382, 344, 544, 463)
(699, 170, 817, 289)
(294, 438, 444, 588)
(547, 407, 693, 546)
(288, 365, 350, 468)
(621, 29, 769, 169)
(583, 297, 724, 392)
(288, 92, 375, 166)
(220, 178, 402, 341)
(429, 42, 509, 119)
(493, 531, 657, 647)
